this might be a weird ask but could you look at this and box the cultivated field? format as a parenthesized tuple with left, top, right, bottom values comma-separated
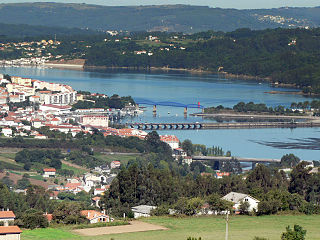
(21, 215, 320, 240)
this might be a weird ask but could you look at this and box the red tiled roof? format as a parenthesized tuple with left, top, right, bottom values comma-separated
(65, 183, 81, 188)
(80, 210, 108, 220)
(0, 226, 22, 234)
(0, 211, 15, 219)
(43, 168, 56, 172)
(44, 213, 53, 221)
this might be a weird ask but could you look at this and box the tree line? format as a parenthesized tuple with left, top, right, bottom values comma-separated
(101, 161, 320, 217)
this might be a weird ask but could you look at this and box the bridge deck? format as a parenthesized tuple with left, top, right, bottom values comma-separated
(192, 156, 281, 163)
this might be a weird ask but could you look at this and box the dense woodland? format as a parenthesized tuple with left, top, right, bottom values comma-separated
(84, 28, 320, 93)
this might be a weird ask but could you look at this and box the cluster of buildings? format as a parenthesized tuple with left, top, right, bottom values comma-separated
(45, 160, 121, 202)
(0, 39, 61, 66)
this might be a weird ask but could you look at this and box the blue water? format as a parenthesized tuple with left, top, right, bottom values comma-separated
(1, 66, 319, 160)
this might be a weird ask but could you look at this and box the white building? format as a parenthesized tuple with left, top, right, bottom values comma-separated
(0, 211, 15, 226)
(39, 104, 72, 114)
(0, 226, 22, 240)
(110, 161, 121, 169)
(81, 115, 109, 127)
(131, 205, 157, 218)
(160, 135, 179, 149)
(80, 210, 111, 224)
(43, 168, 56, 178)
(1, 128, 12, 137)
(222, 192, 260, 212)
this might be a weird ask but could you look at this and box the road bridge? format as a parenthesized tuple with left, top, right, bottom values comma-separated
(192, 156, 281, 169)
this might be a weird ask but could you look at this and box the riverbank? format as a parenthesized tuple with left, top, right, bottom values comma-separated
(44, 59, 85, 70)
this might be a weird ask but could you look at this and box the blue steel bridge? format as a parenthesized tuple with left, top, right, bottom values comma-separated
(135, 99, 204, 114)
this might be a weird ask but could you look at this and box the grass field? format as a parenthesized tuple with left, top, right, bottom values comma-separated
(21, 215, 320, 240)
(94, 153, 137, 166)
(61, 163, 87, 176)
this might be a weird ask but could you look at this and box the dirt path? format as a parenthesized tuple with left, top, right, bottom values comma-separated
(73, 221, 167, 236)
(61, 160, 89, 171)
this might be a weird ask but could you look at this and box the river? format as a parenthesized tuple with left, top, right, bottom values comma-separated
(1, 66, 319, 160)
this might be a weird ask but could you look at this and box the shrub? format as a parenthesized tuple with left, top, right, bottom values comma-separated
(281, 225, 306, 240)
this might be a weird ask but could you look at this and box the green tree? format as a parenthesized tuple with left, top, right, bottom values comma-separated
(182, 139, 194, 156)
(281, 225, 307, 240)
(281, 154, 300, 168)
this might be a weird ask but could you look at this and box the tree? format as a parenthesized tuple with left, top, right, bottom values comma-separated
(289, 162, 311, 198)
(19, 209, 49, 229)
(239, 201, 250, 215)
(281, 225, 306, 240)
(281, 154, 300, 168)
(220, 158, 242, 174)
(17, 177, 31, 189)
(182, 139, 194, 156)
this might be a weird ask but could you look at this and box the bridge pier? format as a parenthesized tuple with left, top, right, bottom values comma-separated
(153, 105, 157, 113)
(184, 107, 188, 118)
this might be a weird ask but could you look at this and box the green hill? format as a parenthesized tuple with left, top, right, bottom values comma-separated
(0, 3, 319, 33)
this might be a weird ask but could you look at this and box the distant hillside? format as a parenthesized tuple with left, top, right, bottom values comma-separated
(0, 22, 98, 38)
(0, 3, 319, 33)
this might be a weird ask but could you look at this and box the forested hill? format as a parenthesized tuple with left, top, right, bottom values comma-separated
(84, 28, 320, 94)
(0, 23, 99, 39)
(0, 3, 319, 32)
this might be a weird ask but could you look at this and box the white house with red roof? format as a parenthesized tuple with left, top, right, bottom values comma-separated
(160, 135, 180, 149)
(43, 168, 56, 178)
(80, 210, 111, 224)
(34, 134, 47, 139)
(31, 118, 44, 128)
(111, 161, 121, 169)
(39, 104, 72, 114)
(0, 226, 22, 240)
(0, 210, 15, 226)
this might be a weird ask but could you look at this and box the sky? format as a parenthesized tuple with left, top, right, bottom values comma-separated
(1, 0, 320, 9)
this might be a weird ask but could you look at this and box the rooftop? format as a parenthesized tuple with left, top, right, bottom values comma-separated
(0, 226, 22, 234)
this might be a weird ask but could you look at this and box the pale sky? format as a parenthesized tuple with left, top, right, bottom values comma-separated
(1, 0, 320, 9)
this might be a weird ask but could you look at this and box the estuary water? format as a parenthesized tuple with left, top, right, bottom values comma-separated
(1, 66, 319, 160)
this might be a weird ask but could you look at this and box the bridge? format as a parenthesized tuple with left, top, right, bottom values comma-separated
(128, 122, 203, 130)
(192, 156, 280, 163)
(192, 156, 281, 169)
(135, 99, 204, 115)
(128, 121, 320, 130)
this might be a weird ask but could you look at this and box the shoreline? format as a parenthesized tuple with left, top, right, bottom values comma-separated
(4, 62, 316, 97)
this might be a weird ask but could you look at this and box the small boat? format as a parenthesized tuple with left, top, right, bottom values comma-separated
(168, 112, 170, 114)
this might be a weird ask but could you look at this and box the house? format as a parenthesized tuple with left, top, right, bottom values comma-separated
(1, 128, 12, 137)
(43, 213, 53, 222)
(34, 134, 47, 139)
(0, 211, 15, 226)
(110, 161, 121, 169)
(80, 210, 111, 224)
(0, 226, 22, 240)
(222, 192, 260, 212)
(131, 205, 157, 218)
(215, 172, 230, 179)
(160, 135, 179, 149)
(43, 168, 56, 178)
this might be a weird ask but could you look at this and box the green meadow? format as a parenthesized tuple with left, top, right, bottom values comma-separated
(22, 215, 320, 240)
